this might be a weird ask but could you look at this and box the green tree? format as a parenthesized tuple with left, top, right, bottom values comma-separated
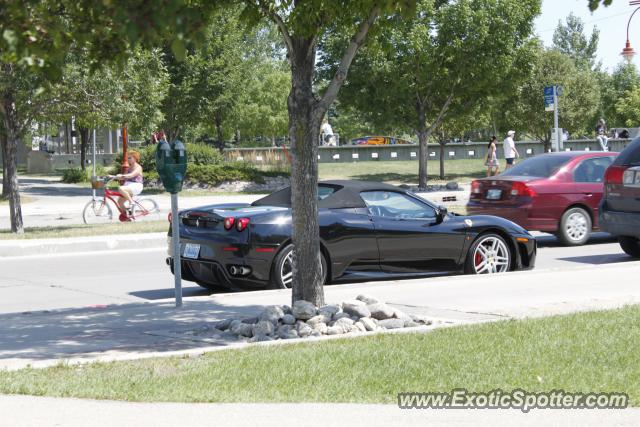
(599, 63, 640, 128)
(330, 0, 540, 189)
(0, 63, 52, 233)
(231, 60, 290, 145)
(552, 13, 600, 70)
(499, 46, 600, 149)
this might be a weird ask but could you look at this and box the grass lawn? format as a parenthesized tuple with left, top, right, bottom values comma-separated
(0, 220, 168, 240)
(1, 305, 638, 404)
(319, 159, 486, 184)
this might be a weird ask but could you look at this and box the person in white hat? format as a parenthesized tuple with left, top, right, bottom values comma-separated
(503, 130, 519, 169)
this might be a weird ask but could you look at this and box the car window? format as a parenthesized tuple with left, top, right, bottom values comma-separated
(360, 191, 436, 219)
(613, 138, 640, 166)
(573, 157, 614, 183)
(318, 185, 336, 200)
(500, 155, 573, 178)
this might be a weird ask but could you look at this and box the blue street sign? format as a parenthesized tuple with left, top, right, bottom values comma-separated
(544, 86, 554, 96)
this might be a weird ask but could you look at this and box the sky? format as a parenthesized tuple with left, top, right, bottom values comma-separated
(535, 0, 639, 71)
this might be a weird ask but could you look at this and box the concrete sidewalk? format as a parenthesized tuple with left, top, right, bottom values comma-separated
(1, 259, 639, 371)
(1, 395, 637, 427)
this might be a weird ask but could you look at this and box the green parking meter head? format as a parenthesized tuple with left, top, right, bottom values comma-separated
(155, 139, 184, 193)
(171, 139, 187, 192)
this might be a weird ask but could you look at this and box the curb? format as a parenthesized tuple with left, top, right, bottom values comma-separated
(0, 232, 167, 258)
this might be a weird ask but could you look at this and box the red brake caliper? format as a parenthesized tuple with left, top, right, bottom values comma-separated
(474, 248, 483, 267)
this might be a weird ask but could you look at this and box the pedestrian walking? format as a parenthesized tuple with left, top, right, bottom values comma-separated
(485, 136, 500, 176)
(596, 119, 609, 151)
(503, 130, 519, 170)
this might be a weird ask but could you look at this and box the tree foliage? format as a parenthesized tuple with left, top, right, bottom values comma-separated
(552, 13, 599, 70)
(327, 0, 540, 188)
(498, 46, 600, 149)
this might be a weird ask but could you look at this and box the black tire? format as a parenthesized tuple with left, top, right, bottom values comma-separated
(464, 233, 512, 274)
(619, 236, 640, 258)
(269, 244, 327, 289)
(558, 207, 591, 246)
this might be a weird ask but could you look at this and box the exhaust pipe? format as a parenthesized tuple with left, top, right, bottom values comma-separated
(239, 266, 251, 276)
(229, 266, 239, 275)
(166, 257, 172, 266)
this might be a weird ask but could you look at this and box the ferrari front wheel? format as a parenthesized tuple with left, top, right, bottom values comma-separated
(465, 233, 511, 274)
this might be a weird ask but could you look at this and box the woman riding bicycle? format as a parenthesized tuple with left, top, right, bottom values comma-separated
(114, 150, 143, 215)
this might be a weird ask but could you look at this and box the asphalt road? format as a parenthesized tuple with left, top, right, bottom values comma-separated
(0, 232, 635, 315)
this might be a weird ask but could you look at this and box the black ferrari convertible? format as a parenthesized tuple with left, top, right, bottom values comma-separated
(167, 180, 536, 291)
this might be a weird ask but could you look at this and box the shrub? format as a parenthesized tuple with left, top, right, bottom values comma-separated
(116, 142, 223, 173)
(61, 168, 88, 183)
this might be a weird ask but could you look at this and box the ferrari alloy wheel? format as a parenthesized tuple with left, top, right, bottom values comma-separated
(558, 207, 591, 246)
(270, 244, 327, 289)
(466, 234, 511, 274)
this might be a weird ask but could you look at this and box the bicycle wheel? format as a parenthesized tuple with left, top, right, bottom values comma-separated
(132, 198, 160, 221)
(83, 199, 114, 224)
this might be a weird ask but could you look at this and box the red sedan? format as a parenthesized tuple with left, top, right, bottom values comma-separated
(467, 151, 618, 245)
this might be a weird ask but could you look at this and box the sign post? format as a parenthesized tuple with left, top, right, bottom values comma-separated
(544, 85, 563, 152)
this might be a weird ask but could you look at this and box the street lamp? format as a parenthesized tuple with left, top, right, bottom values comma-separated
(622, 1, 640, 63)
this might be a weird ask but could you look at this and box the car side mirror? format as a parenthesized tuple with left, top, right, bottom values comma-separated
(435, 206, 448, 224)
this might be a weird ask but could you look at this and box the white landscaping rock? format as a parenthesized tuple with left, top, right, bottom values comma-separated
(253, 320, 275, 337)
(354, 321, 367, 332)
(281, 314, 296, 325)
(259, 306, 284, 324)
(356, 294, 380, 305)
(360, 317, 377, 332)
(292, 300, 317, 320)
(333, 312, 351, 321)
(318, 304, 341, 318)
(307, 314, 330, 327)
(342, 300, 371, 318)
(296, 322, 313, 338)
(312, 322, 328, 335)
(368, 303, 395, 320)
(378, 318, 405, 330)
(230, 320, 254, 337)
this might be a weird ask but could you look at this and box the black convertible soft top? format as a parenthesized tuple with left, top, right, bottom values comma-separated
(251, 180, 402, 209)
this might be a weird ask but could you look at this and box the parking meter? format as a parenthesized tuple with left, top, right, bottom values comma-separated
(155, 139, 187, 194)
(155, 139, 188, 307)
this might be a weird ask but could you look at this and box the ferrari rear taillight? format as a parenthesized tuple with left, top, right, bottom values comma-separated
(510, 181, 536, 197)
(167, 212, 172, 223)
(236, 217, 250, 232)
(604, 165, 626, 185)
(223, 217, 235, 230)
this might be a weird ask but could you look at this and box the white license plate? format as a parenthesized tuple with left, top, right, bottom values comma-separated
(183, 243, 200, 259)
(486, 188, 502, 200)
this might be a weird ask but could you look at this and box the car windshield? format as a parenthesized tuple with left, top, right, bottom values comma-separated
(500, 155, 573, 178)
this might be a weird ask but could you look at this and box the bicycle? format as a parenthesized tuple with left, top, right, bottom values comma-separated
(82, 176, 160, 224)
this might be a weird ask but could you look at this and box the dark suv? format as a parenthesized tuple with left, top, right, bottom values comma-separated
(599, 137, 640, 257)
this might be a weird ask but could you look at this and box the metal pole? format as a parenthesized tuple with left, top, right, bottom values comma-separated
(92, 129, 97, 199)
(121, 124, 129, 173)
(171, 193, 182, 307)
(553, 86, 560, 152)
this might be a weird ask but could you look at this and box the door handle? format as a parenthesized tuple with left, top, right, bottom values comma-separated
(583, 193, 593, 197)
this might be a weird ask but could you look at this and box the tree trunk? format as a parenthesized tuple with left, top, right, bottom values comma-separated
(1, 131, 7, 199)
(79, 127, 90, 172)
(288, 38, 325, 307)
(214, 112, 224, 153)
(0, 94, 24, 234)
(417, 103, 429, 190)
(439, 142, 445, 180)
